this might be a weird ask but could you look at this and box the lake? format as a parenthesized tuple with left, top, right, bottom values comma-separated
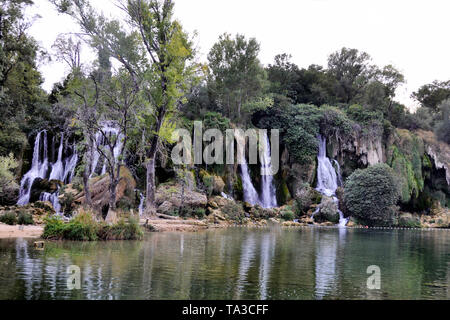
(0, 227, 449, 300)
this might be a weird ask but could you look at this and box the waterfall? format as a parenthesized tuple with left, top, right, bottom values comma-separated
(90, 122, 124, 177)
(63, 145, 78, 183)
(315, 135, 348, 227)
(138, 192, 145, 216)
(17, 130, 48, 205)
(240, 157, 261, 206)
(316, 135, 338, 197)
(17, 131, 78, 215)
(49, 134, 64, 181)
(259, 131, 277, 208)
(239, 131, 278, 208)
(40, 192, 62, 215)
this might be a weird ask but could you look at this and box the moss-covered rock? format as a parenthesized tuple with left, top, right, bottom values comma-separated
(313, 197, 340, 224)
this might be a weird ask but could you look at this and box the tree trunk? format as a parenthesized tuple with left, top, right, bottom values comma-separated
(145, 157, 156, 216)
(82, 136, 93, 206)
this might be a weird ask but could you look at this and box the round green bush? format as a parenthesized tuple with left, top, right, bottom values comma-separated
(344, 164, 399, 226)
(17, 211, 34, 225)
(0, 212, 17, 225)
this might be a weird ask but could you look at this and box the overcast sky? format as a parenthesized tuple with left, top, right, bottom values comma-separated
(27, 0, 450, 111)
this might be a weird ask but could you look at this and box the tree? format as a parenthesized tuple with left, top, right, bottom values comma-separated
(52, 34, 82, 71)
(344, 164, 399, 226)
(53, 0, 198, 215)
(0, 0, 49, 161)
(327, 48, 375, 104)
(207, 33, 266, 120)
(412, 80, 450, 112)
(434, 99, 450, 144)
(327, 48, 404, 110)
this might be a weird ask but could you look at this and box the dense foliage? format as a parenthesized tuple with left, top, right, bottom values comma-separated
(42, 211, 143, 241)
(344, 164, 399, 226)
(0, 0, 448, 226)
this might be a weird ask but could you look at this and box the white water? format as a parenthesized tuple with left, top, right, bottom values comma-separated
(90, 122, 124, 177)
(17, 131, 78, 215)
(138, 192, 145, 216)
(17, 131, 48, 205)
(240, 156, 261, 206)
(49, 134, 64, 181)
(40, 192, 62, 215)
(259, 132, 277, 208)
(239, 131, 277, 208)
(315, 135, 348, 227)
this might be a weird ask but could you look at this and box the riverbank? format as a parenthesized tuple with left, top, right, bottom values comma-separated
(0, 223, 44, 239)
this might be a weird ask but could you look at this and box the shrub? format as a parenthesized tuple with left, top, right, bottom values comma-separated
(221, 201, 245, 223)
(281, 207, 295, 221)
(42, 211, 144, 241)
(0, 212, 17, 225)
(99, 216, 143, 240)
(344, 164, 399, 226)
(17, 211, 34, 225)
(42, 216, 66, 239)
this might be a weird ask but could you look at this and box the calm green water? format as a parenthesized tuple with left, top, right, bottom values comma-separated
(0, 227, 449, 300)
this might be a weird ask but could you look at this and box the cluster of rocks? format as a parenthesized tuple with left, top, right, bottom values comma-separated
(0, 201, 55, 224)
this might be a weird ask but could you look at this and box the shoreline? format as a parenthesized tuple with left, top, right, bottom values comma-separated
(1, 218, 449, 240)
(0, 223, 44, 239)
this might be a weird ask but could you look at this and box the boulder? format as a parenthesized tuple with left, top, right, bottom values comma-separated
(30, 178, 63, 202)
(213, 176, 225, 195)
(207, 195, 232, 209)
(155, 182, 207, 209)
(157, 201, 173, 214)
(313, 197, 340, 224)
(75, 166, 137, 213)
(398, 212, 421, 228)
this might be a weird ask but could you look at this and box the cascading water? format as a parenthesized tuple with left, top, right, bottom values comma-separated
(49, 134, 64, 181)
(138, 192, 145, 216)
(90, 122, 124, 177)
(259, 131, 277, 208)
(17, 131, 78, 215)
(240, 156, 261, 206)
(239, 131, 278, 208)
(17, 130, 48, 205)
(315, 135, 348, 227)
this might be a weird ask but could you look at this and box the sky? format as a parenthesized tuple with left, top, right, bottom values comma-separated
(27, 0, 450, 111)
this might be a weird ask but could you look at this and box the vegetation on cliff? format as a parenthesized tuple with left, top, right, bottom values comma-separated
(0, 0, 449, 229)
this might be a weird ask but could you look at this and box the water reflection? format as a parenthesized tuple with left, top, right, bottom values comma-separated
(0, 228, 449, 300)
(314, 228, 346, 299)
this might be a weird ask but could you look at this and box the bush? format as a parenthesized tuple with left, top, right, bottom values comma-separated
(99, 216, 143, 240)
(0, 212, 17, 225)
(344, 164, 399, 226)
(221, 201, 245, 223)
(281, 207, 295, 221)
(17, 211, 34, 225)
(42, 211, 144, 241)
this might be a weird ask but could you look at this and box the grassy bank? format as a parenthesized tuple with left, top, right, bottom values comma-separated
(42, 211, 144, 241)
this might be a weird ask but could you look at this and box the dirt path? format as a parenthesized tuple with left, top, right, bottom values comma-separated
(140, 218, 217, 232)
(0, 223, 44, 239)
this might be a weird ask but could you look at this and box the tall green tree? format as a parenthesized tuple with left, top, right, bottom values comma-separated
(53, 0, 198, 214)
(207, 33, 266, 120)
(412, 80, 450, 112)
